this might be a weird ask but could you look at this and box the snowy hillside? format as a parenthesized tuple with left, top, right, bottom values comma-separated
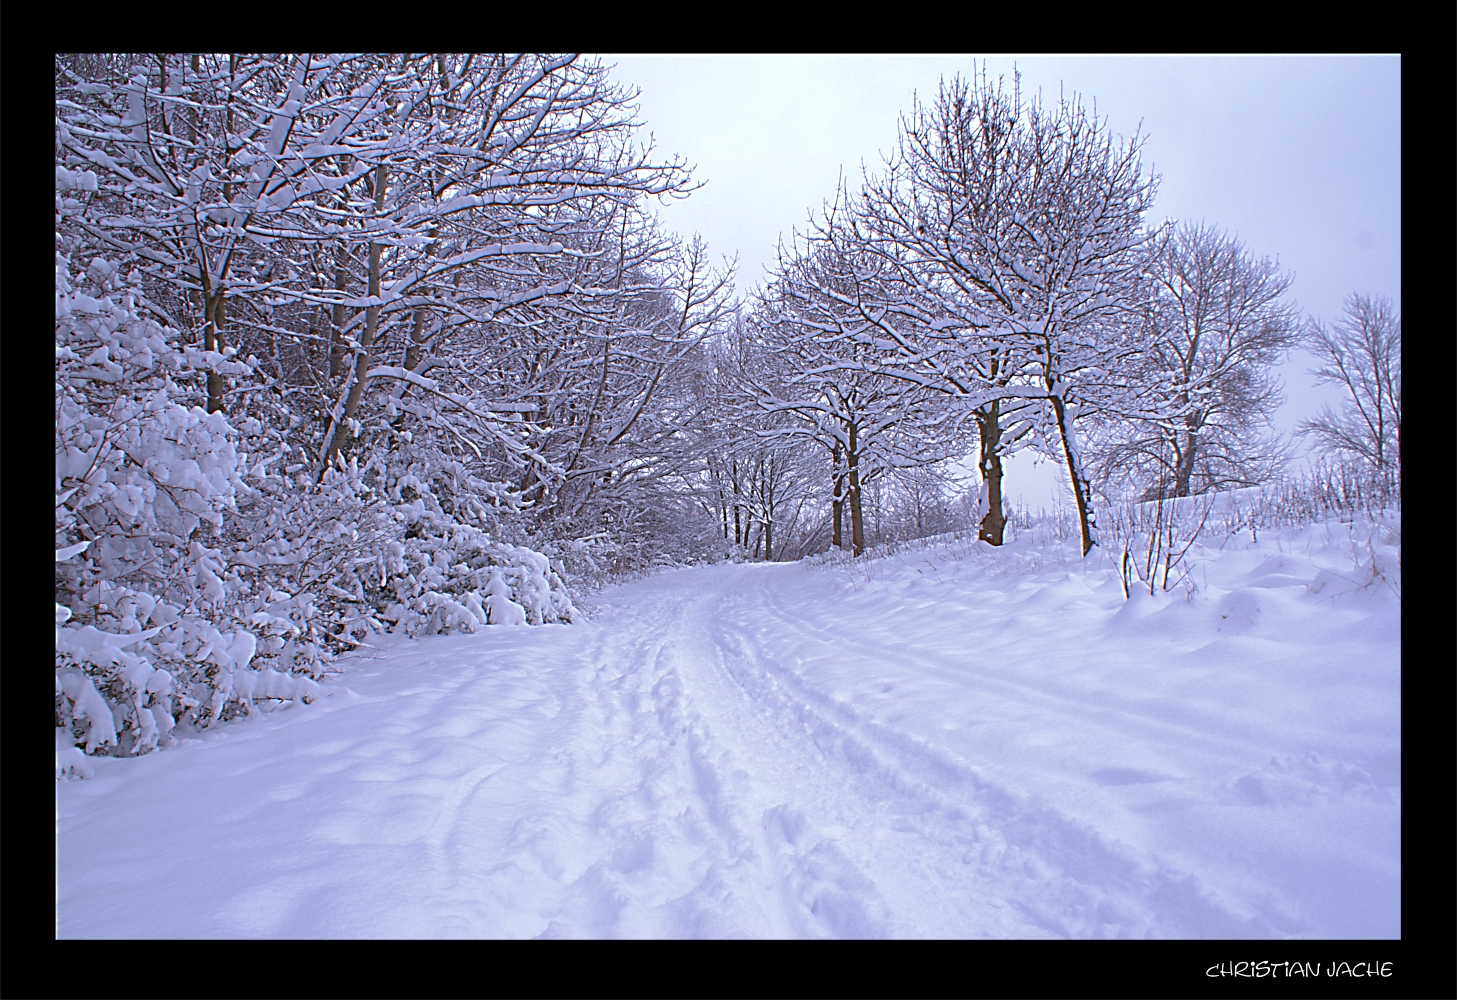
(56, 510, 1399, 939)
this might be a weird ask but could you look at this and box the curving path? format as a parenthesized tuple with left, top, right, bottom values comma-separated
(56, 551, 1399, 938)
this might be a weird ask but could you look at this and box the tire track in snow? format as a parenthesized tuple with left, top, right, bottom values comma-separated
(56, 561, 1292, 938)
(656, 566, 901, 938)
(657, 566, 1096, 937)
(763, 574, 1300, 773)
(543, 565, 896, 937)
(526, 581, 797, 937)
(572, 564, 1185, 937)
(696, 565, 1271, 938)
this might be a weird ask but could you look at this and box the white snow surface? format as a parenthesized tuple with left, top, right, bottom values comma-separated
(56, 519, 1399, 939)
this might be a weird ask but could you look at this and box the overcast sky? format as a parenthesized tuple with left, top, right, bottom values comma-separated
(602, 55, 1401, 509)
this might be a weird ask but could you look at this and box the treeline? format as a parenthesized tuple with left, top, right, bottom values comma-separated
(55, 53, 738, 756)
(700, 68, 1398, 562)
(56, 57, 1398, 761)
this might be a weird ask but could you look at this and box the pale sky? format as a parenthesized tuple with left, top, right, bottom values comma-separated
(602, 55, 1401, 509)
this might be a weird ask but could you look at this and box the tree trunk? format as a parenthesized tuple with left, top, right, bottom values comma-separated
(731, 458, 743, 546)
(398, 227, 440, 379)
(204, 292, 227, 414)
(329, 250, 349, 379)
(976, 400, 1006, 545)
(1173, 427, 1198, 498)
(831, 441, 844, 550)
(390, 304, 432, 437)
(188, 55, 200, 144)
(762, 461, 775, 561)
(1050, 395, 1096, 556)
(319, 163, 388, 477)
(847, 424, 865, 557)
(733, 497, 742, 546)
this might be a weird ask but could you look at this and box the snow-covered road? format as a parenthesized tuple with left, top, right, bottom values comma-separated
(56, 530, 1400, 939)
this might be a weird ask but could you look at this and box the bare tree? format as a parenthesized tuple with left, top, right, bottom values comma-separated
(54, 54, 695, 484)
(749, 209, 956, 557)
(1087, 221, 1300, 500)
(694, 319, 821, 561)
(1299, 293, 1401, 470)
(862, 68, 1159, 556)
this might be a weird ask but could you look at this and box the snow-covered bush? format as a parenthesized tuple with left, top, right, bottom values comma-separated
(371, 468, 575, 635)
(1214, 460, 1400, 538)
(54, 248, 297, 756)
(54, 52, 744, 772)
(55, 252, 578, 766)
(54, 247, 384, 755)
(1103, 495, 1214, 599)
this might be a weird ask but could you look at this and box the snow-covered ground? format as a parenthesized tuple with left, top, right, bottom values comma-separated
(56, 514, 1400, 939)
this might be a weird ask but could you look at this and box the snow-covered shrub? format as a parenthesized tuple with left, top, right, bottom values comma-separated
(55, 248, 583, 769)
(221, 444, 399, 670)
(1214, 459, 1400, 537)
(55, 250, 335, 759)
(1103, 495, 1214, 599)
(370, 468, 575, 636)
(55, 52, 741, 772)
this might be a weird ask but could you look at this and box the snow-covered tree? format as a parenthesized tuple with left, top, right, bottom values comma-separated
(744, 193, 962, 556)
(872, 463, 973, 544)
(56, 52, 723, 765)
(1086, 221, 1300, 500)
(692, 315, 824, 561)
(861, 68, 1159, 555)
(521, 235, 736, 544)
(54, 54, 695, 494)
(1299, 293, 1401, 471)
